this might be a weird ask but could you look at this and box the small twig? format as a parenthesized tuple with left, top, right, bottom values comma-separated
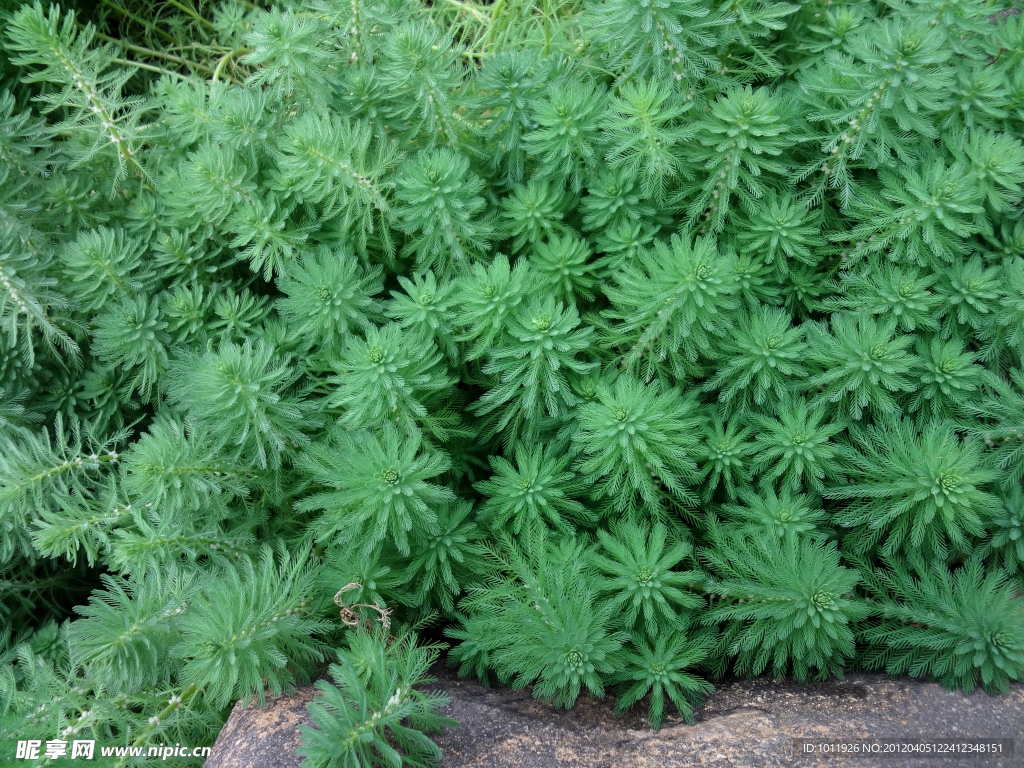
(334, 582, 392, 629)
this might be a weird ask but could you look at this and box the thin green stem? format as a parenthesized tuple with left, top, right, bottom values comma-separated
(444, 0, 489, 23)
(168, 43, 234, 54)
(114, 682, 201, 768)
(94, 31, 215, 75)
(99, 0, 175, 43)
(165, 0, 217, 29)
(113, 57, 185, 79)
(483, 0, 508, 49)
(212, 48, 248, 83)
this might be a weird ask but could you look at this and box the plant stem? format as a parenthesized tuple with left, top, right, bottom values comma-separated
(444, 0, 489, 23)
(99, 0, 175, 43)
(114, 682, 201, 768)
(165, 0, 217, 29)
(212, 48, 248, 83)
(94, 31, 215, 75)
(113, 57, 186, 79)
(484, 0, 508, 49)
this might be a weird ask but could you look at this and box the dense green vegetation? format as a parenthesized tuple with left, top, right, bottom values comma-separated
(1, 0, 1024, 764)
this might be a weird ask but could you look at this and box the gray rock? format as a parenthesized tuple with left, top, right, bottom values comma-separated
(205, 666, 1023, 768)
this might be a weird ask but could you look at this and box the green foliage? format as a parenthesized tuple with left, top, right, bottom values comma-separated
(733, 191, 824, 277)
(828, 418, 1000, 561)
(5, 2, 146, 187)
(242, 9, 335, 105)
(91, 294, 170, 403)
(60, 227, 147, 313)
(470, 50, 545, 186)
(804, 312, 918, 420)
(176, 545, 331, 709)
(589, 521, 704, 637)
(703, 305, 808, 416)
(719, 487, 831, 544)
(475, 441, 592, 535)
(297, 626, 457, 768)
(2, 0, 1024, 762)
(701, 533, 870, 681)
(166, 338, 318, 470)
(273, 111, 399, 258)
(297, 422, 454, 556)
(858, 555, 1024, 695)
(499, 179, 571, 253)
(394, 149, 495, 275)
(448, 536, 626, 709)
(584, 0, 728, 86)
(473, 294, 596, 442)
(400, 500, 489, 615)
(682, 86, 794, 233)
(609, 629, 716, 729)
(603, 234, 739, 381)
(749, 395, 850, 493)
(525, 79, 608, 193)
(529, 233, 598, 302)
(572, 373, 702, 515)
(275, 246, 384, 355)
(696, 411, 755, 503)
(325, 323, 455, 434)
(601, 78, 692, 202)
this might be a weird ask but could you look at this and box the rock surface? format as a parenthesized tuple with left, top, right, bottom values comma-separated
(205, 665, 1023, 768)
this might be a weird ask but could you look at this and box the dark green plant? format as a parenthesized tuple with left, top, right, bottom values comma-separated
(749, 395, 849, 493)
(719, 487, 831, 544)
(589, 521, 705, 637)
(297, 625, 458, 768)
(401, 500, 490, 615)
(857, 555, 1024, 695)
(583, 0, 729, 86)
(297, 423, 454, 556)
(680, 86, 793, 233)
(325, 323, 456, 434)
(600, 78, 692, 202)
(702, 305, 808, 416)
(827, 417, 1000, 562)
(701, 533, 870, 681)
(525, 78, 608, 193)
(447, 535, 626, 709)
(804, 312, 918, 420)
(166, 338, 318, 470)
(529, 233, 598, 303)
(609, 629, 716, 730)
(394, 148, 495, 276)
(6, 2, 147, 188)
(3, 0, 1024, 760)
(603, 233, 739, 381)
(572, 372, 702, 515)
(472, 294, 596, 442)
(695, 411, 755, 503)
(499, 179, 571, 253)
(474, 440, 592, 536)
(275, 246, 384, 356)
(980, 486, 1024, 578)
